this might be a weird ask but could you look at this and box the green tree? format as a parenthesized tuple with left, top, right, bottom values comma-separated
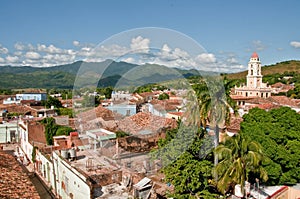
(81, 95, 100, 107)
(191, 76, 234, 169)
(151, 123, 217, 198)
(43, 96, 63, 108)
(56, 108, 74, 118)
(213, 133, 268, 196)
(158, 92, 169, 100)
(56, 126, 74, 136)
(40, 117, 75, 145)
(241, 107, 300, 185)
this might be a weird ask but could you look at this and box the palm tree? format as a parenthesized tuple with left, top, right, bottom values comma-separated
(185, 76, 237, 167)
(213, 133, 268, 197)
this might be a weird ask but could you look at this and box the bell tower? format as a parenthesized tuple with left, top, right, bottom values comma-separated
(246, 52, 262, 88)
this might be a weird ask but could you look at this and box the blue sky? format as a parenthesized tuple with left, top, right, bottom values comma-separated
(1, 0, 300, 72)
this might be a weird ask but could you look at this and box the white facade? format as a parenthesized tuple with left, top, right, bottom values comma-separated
(18, 120, 33, 163)
(3, 97, 20, 105)
(0, 121, 19, 143)
(52, 151, 92, 199)
(16, 93, 47, 101)
(234, 52, 272, 98)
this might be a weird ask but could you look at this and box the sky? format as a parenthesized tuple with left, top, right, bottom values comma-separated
(1, 0, 300, 72)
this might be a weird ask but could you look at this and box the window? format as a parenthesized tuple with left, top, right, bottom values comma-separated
(65, 176, 69, 194)
(10, 130, 16, 142)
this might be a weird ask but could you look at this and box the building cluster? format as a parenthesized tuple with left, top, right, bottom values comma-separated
(0, 88, 183, 198)
(226, 52, 300, 138)
(231, 52, 299, 112)
(0, 53, 299, 198)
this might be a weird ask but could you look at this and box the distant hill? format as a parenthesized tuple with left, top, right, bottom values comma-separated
(225, 60, 300, 80)
(0, 60, 201, 89)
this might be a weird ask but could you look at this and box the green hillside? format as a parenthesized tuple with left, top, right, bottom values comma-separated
(0, 60, 201, 89)
(225, 60, 300, 80)
(2, 59, 298, 89)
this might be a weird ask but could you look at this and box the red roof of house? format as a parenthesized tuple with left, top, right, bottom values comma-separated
(251, 52, 259, 58)
(0, 151, 40, 198)
(168, 112, 184, 117)
(268, 96, 299, 107)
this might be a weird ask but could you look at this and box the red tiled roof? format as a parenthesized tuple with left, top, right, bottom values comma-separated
(117, 112, 177, 135)
(168, 112, 184, 116)
(268, 96, 299, 107)
(226, 115, 243, 133)
(230, 95, 255, 100)
(0, 104, 33, 114)
(0, 150, 40, 198)
(246, 97, 270, 104)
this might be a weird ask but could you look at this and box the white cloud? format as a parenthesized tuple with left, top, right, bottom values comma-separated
(83, 44, 129, 62)
(0, 38, 246, 73)
(290, 41, 300, 48)
(14, 51, 23, 56)
(226, 57, 239, 64)
(14, 43, 35, 51)
(6, 55, 19, 63)
(38, 44, 63, 54)
(14, 43, 25, 51)
(73, 40, 80, 47)
(195, 53, 216, 63)
(252, 40, 266, 51)
(130, 36, 150, 53)
(25, 51, 41, 59)
(122, 57, 135, 64)
(0, 45, 9, 54)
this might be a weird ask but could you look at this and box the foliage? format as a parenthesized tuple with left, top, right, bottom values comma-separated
(241, 107, 300, 185)
(96, 86, 113, 99)
(0, 89, 14, 95)
(43, 96, 63, 108)
(134, 83, 167, 93)
(225, 60, 300, 80)
(81, 95, 100, 107)
(55, 126, 74, 136)
(213, 133, 268, 196)
(6, 112, 22, 118)
(48, 89, 73, 100)
(151, 122, 217, 198)
(287, 83, 300, 99)
(158, 92, 170, 100)
(40, 117, 74, 145)
(56, 108, 74, 118)
(115, 131, 130, 138)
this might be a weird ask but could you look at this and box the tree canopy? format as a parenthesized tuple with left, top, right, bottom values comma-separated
(241, 107, 300, 185)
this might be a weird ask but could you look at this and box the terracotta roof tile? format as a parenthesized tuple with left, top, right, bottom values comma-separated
(0, 150, 40, 198)
(117, 112, 177, 135)
(268, 96, 299, 107)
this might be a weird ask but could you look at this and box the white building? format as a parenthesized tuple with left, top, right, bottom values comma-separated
(232, 52, 272, 106)
(16, 92, 47, 101)
(0, 121, 19, 143)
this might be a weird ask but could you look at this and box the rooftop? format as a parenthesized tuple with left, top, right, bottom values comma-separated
(0, 149, 40, 198)
(251, 52, 259, 58)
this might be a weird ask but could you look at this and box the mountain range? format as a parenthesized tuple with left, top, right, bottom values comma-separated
(0, 60, 201, 89)
(1, 60, 300, 89)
